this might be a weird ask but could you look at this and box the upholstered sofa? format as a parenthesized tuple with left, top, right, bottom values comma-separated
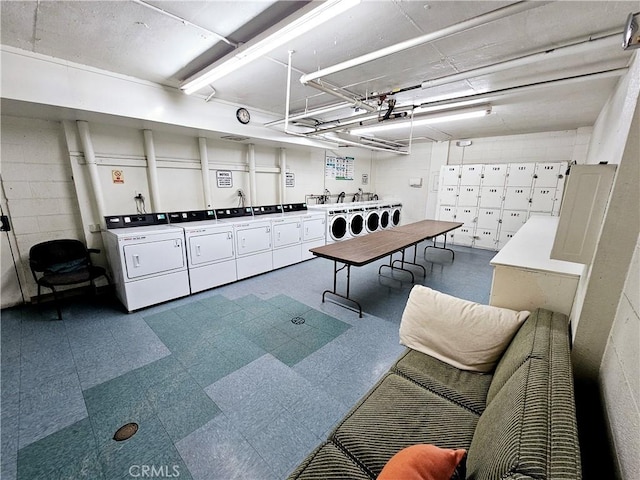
(288, 301, 582, 479)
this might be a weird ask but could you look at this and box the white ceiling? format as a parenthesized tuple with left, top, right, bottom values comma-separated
(1, 0, 638, 149)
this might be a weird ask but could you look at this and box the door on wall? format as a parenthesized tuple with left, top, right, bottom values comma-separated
(0, 203, 25, 308)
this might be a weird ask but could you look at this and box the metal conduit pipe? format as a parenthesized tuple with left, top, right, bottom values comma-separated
(76, 121, 108, 229)
(421, 33, 621, 90)
(142, 130, 162, 212)
(279, 148, 287, 204)
(417, 68, 628, 110)
(198, 137, 212, 208)
(248, 144, 257, 206)
(305, 80, 377, 112)
(264, 102, 351, 127)
(299, 1, 541, 85)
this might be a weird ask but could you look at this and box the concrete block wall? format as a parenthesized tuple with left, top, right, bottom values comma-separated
(1, 116, 85, 299)
(600, 233, 640, 480)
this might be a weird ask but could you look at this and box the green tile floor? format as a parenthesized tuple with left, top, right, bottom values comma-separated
(15, 294, 350, 479)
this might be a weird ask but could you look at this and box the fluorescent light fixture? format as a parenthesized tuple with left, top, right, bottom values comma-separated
(181, 0, 361, 94)
(350, 105, 491, 135)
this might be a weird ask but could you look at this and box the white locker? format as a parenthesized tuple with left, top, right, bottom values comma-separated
(453, 226, 474, 246)
(477, 208, 500, 230)
(456, 207, 477, 226)
(124, 239, 185, 279)
(500, 210, 528, 232)
(497, 230, 516, 250)
(460, 164, 483, 185)
(504, 187, 531, 211)
(533, 163, 565, 187)
(474, 229, 498, 250)
(507, 163, 536, 186)
(439, 186, 458, 205)
(441, 166, 460, 186)
(479, 186, 503, 209)
(530, 187, 556, 212)
(458, 186, 480, 207)
(188, 231, 234, 266)
(438, 206, 456, 222)
(482, 164, 508, 186)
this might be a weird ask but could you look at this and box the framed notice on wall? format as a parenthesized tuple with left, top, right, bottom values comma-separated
(325, 155, 354, 180)
(216, 170, 233, 188)
(285, 172, 295, 187)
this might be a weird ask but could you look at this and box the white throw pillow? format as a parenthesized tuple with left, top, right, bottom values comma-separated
(399, 286, 529, 372)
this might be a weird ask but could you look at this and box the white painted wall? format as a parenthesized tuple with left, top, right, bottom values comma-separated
(600, 233, 640, 480)
(0, 116, 85, 301)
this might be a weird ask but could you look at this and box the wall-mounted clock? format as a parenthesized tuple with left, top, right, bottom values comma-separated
(236, 108, 250, 124)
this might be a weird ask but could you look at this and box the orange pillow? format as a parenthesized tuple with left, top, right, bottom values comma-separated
(378, 444, 467, 480)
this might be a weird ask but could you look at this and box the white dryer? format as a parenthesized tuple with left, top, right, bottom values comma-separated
(102, 213, 190, 312)
(168, 210, 237, 294)
(271, 204, 303, 269)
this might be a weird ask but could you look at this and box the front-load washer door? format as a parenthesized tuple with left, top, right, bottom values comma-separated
(349, 213, 364, 236)
(330, 215, 347, 241)
(380, 210, 390, 229)
(391, 208, 401, 227)
(124, 238, 185, 279)
(365, 211, 380, 232)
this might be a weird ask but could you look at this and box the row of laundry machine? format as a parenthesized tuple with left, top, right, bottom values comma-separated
(308, 201, 403, 243)
(102, 203, 326, 312)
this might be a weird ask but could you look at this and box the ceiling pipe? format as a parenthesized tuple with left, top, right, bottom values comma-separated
(264, 102, 350, 127)
(299, 1, 542, 86)
(305, 79, 377, 112)
(421, 32, 622, 90)
(324, 132, 410, 155)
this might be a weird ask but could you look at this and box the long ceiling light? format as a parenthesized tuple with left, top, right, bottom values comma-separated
(181, 0, 361, 95)
(350, 105, 492, 135)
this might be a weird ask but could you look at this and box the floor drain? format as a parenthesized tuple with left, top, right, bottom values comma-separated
(113, 422, 138, 441)
(291, 316, 305, 325)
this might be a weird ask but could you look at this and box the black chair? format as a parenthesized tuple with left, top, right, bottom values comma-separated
(29, 239, 110, 320)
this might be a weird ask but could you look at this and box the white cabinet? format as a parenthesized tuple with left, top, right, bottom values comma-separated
(490, 216, 584, 315)
(436, 161, 567, 251)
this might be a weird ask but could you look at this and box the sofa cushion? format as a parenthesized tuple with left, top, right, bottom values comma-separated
(330, 373, 479, 477)
(466, 354, 581, 479)
(393, 349, 492, 415)
(486, 309, 568, 404)
(378, 444, 467, 480)
(287, 441, 372, 479)
(399, 286, 529, 372)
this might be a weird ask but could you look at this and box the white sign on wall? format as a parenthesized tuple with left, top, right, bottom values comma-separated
(285, 172, 295, 187)
(216, 170, 233, 188)
(325, 155, 354, 180)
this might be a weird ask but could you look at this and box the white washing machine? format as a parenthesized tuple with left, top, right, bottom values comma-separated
(102, 213, 190, 312)
(168, 210, 237, 294)
(364, 203, 381, 233)
(390, 203, 403, 227)
(378, 202, 392, 229)
(308, 204, 349, 243)
(347, 206, 366, 237)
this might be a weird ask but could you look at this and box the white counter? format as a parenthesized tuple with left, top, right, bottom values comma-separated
(489, 215, 585, 315)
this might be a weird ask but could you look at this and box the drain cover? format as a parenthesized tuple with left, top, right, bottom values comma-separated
(113, 422, 138, 441)
(291, 316, 305, 325)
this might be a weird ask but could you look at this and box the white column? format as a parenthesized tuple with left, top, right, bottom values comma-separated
(248, 144, 256, 206)
(142, 129, 162, 212)
(279, 148, 287, 204)
(198, 137, 212, 208)
(76, 121, 107, 229)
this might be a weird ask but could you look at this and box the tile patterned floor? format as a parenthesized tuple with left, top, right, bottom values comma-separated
(1, 245, 495, 479)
